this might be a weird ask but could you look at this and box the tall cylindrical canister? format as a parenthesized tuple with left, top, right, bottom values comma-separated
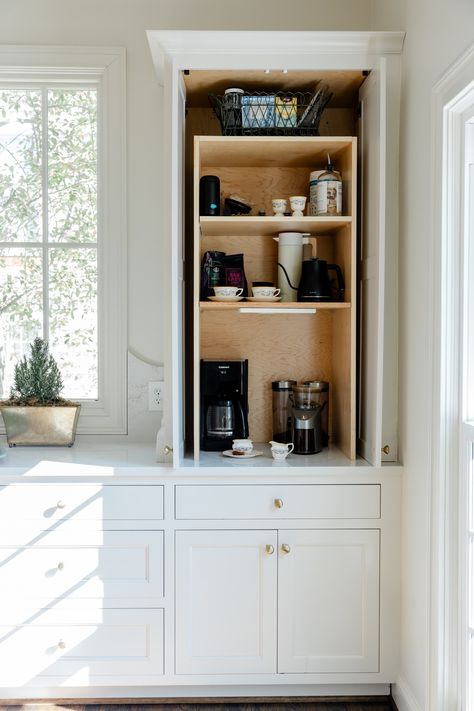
(272, 380, 296, 443)
(200, 175, 220, 216)
(302, 380, 329, 446)
(276, 232, 303, 302)
(309, 170, 325, 216)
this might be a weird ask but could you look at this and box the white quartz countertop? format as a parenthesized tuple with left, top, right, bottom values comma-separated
(0, 437, 402, 480)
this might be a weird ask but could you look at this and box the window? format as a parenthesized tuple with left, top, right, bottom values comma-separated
(0, 48, 126, 433)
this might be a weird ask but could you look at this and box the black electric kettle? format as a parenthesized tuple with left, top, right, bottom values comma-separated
(297, 258, 345, 302)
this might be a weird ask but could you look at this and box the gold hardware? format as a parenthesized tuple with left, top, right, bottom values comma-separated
(274, 498, 284, 509)
(57, 562, 64, 571)
(58, 640, 66, 650)
(281, 543, 291, 553)
(381, 445, 390, 455)
(56, 500, 66, 509)
(164, 445, 173, 455)
(265, 544, 274, 555)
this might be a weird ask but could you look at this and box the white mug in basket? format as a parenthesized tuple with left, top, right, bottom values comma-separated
(269, 440, 294, 459)
(213, 286, 243, 298)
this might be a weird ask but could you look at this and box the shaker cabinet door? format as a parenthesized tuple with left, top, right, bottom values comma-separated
(278, 529, 380, 673)
(175, 529, 277, 674)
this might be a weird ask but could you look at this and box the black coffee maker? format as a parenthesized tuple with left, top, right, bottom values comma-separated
(200, 360, 249, 451)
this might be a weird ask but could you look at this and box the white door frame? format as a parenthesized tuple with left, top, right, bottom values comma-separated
(429, 43, 474, 711)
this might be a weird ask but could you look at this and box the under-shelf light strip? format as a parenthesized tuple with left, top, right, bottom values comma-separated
(239, 308, 317, 314)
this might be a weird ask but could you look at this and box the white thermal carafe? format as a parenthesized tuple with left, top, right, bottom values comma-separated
(275, 232, 304, 302)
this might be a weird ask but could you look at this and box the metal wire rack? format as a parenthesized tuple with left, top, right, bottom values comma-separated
(208, 87, 332, 136)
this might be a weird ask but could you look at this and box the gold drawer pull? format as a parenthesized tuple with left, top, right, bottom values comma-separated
(58, 640, 66, 650)
(265, 544, 275, 555)
(57, 561, 65, 571)
(281, 543, 291, 554)
(381, 444, 390, 455)
(164, 445, 173, 455)
(274, 498, 284, 509)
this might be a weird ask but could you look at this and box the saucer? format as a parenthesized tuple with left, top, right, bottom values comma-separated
(246, 296, 282, 302)
(223, 450, 263, 459)
(209, 296, 245, 303)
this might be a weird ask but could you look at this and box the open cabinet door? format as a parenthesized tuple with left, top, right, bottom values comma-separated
(358, 66, 385, 466)
(358, 59, 399, 465)
(157, 68, 186, 465)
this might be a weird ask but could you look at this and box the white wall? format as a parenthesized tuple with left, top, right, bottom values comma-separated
(371, 1, 474, 709)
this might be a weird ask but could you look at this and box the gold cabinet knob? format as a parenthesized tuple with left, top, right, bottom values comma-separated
(58, 640, 66, 650)
(56, 500, 66, 509)
(281, 543, 291, 554)
(381, 445, 390, 455)
(163, 445, 173, 455)
(265, 544, 274, 555)
(57, 562, 65, 571)
(274, 498, 284, 509)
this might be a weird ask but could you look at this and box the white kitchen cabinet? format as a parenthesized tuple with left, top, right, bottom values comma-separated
(147, 30, 403, 466)
(278, 529, 379, 673)
(175, 529, 278, 674)
(175, 526, 380, 676)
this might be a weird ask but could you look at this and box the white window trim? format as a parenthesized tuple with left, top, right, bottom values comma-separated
(0, 46, 127, 434)
(430, 43, 474, 711)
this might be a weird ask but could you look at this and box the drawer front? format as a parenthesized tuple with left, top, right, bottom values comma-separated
(0, 530, 164, 603)
(0, 609, 164, 685)
(176, 484, 381, 520)
(0, 484, 164, 522)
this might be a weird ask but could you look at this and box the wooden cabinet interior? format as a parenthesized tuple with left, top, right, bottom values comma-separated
(184, 70, 363, 463)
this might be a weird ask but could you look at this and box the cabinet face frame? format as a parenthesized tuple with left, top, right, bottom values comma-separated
(147, 30, 403, 468)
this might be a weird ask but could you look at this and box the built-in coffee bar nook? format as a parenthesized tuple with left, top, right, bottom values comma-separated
(185, 77, 357, 464)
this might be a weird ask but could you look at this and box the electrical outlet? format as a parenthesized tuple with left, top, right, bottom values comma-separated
(148, 381, 164, 411)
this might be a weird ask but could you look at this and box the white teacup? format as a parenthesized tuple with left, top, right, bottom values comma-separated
(213, 286, 243, 298)
(272, 198, 287, 216)
(269, 440, 294, 460)
(289, 195, 307, 217)
(232, 438, 253, 453)
(252, 286, 281, 298)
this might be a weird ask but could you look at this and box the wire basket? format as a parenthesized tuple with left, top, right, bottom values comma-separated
(208, 87, 332, 136)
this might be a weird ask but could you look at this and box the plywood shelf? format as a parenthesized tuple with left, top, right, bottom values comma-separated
(200, 216, 352, 237)
(198, 136, 355, 168)
(200, 301, 351, 311)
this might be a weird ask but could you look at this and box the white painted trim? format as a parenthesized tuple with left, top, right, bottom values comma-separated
(147, 31, 405, 83)
(429, 42, 474, 711)
(0, 46, 127, 434)
(392, 676, 424, 711)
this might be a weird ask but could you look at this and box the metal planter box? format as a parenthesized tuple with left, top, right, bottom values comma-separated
(0, 405, 81, 447)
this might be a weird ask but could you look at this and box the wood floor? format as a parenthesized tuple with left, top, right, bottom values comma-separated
(0, 699, 398, 711)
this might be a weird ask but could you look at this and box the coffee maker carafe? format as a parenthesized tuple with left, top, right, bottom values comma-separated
(200, 360, 249, 451)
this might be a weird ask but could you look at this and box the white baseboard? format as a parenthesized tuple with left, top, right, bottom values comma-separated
(392, 676, 424, 711)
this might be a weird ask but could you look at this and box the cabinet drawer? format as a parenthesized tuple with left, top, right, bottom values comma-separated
(0, 530, 164, 604)
(176, 484, 380, 519)
(0, 608, 164, 685)
(0, 484, 164, 522)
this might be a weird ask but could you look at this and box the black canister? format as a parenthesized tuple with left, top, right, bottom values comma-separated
(272, 380, 296, 443)
(200, 175, 220, 216)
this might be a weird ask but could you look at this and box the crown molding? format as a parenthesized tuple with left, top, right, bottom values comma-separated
(147, 30, 405, 84)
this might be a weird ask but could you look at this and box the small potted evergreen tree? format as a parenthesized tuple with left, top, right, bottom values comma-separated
(0, 338, 81, 447)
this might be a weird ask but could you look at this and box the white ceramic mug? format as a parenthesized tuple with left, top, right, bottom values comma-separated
(213, 286, 243, 298)
(252, 286, 281, 298)
(232, 438, 253, 453)
(269, 440, 294, 459)
(289, 195, 307, 217)
(272, 198, 287, 216)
